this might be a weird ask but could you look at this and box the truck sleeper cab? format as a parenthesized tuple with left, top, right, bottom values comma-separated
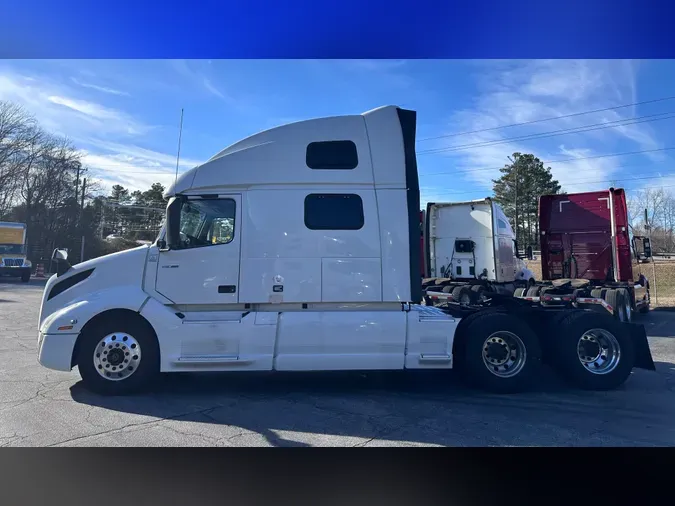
(36, 107, 654, 396)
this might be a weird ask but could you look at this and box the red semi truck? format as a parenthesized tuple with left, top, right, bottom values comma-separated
(516, 188, 651, 322)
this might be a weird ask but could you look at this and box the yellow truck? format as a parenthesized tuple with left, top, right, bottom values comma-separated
(0, 222, 31, 282)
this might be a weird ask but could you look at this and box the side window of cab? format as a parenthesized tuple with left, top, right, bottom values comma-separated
(177, 199, 236, 249)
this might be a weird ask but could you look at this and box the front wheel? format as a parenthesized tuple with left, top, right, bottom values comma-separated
(457, 312, 542, 393)
(20, 270, 30, 282)
(77, 317, 160, 395)
(549, 311, 635, 390)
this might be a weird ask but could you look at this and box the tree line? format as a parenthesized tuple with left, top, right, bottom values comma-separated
(0, 100, 167, 268)
(628, 188, 675, 254)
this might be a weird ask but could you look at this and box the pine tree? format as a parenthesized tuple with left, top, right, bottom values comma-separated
(492, 153, 561, 248)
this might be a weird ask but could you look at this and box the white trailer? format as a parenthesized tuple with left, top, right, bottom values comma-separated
(36, 106, 654, 396)
(421, 199, 535, 305)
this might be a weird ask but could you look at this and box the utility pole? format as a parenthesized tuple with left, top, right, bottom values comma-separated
(74, 163, 82, 204)
(646, 208, 658, 305)
(80, 178, 87, 263)
(80, 178, 87, 211)
(507, 155, 518, 246)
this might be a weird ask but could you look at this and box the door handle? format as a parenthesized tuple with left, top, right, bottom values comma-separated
(218, 285, 236, 294)
(161, 264, 180, 269)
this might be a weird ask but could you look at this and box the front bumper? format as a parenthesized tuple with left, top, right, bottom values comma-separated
(0, 266, 29, 276)
(37, 331, 78, 372)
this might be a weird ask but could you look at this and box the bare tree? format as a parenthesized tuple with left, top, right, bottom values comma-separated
(0, 101, 40, 217)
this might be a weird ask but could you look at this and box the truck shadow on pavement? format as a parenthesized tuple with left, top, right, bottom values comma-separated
(68, 364, 675, 447)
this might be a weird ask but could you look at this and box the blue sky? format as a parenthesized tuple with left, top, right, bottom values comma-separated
(2, 59, 675, 206)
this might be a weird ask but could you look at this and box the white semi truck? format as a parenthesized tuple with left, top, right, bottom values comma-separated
(36, 106, 654, 396)
(421, 199, 535, 306)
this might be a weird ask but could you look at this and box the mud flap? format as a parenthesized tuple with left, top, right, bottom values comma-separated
(627, 323, 655, 371)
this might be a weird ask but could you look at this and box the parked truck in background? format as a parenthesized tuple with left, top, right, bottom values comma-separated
(422, 199, 535, 306)
(35, 106, 654, 396)
(515, 188, 651, 322)
(0, 222, 31, 283)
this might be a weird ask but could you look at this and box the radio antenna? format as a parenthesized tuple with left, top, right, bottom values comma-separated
(174, 108, 184, 187)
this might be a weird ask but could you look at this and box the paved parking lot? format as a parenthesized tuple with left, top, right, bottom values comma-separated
(1, 278, 675, 447)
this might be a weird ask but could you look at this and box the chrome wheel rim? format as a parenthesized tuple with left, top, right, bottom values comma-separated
(576, 328, 621, 375)
(482, 331, 527, 378)
(93, 332, 141, 381)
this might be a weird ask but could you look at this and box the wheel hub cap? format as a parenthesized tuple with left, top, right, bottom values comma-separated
(93, 332, 141, 381)
(576, 328, 621, 375)
(482, 331, 527, 378)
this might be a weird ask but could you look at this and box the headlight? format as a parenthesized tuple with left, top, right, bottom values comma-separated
(24, 260, 32, 267)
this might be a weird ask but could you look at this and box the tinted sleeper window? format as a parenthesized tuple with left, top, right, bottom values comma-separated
(304, 194, 364, 230)
(306, 141, 358, 170)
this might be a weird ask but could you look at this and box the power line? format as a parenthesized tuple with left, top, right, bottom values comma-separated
(418, 112, 675, 155)
(417, 95, 675, 142)
(419, 146, 675, 178)
(423, 172, 675, 197)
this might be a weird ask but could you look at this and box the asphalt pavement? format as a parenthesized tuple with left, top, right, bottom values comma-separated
(1, 278, 674, 447)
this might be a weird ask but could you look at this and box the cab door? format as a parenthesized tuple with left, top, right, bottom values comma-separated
(155, 195, 241, 305)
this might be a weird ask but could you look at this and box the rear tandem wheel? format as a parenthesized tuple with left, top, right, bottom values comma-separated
(548, 311, 635, 390)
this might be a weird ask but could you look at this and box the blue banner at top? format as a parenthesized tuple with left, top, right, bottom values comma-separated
(1, 0, 674, 58)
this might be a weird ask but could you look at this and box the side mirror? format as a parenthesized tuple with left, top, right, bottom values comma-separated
(157, 239, 167, 250)
(643, 238, 652, 258)
(165, 196, 183, 250)
(52, 248, 68, 262)
(526, 245, 534, 260)
(52, 248, 71, 276)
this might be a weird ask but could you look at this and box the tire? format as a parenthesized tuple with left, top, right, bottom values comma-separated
(604, 289, 623, 321)
(514, 287, 526, 297)
(441, 284, 455, 293)
(77, 316, 160, 396)
(590, 288, 603, 298)
(616, 288, 632, 323)
(549, 311, 635, 390)
(470, 284, 487, 301)
(639, 304, 650, 314)
(526, 286, 540, 297)
(452, 285, 474, 305)
(457, 311, 542, 393)
(20, 270, 30, 283)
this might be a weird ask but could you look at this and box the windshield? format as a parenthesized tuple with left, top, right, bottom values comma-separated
(0, 244, 26, 255)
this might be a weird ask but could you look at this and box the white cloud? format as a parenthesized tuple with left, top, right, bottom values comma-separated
(77, 141, 205, 194)
(71, 77, 129, 96)
(0, 69, 152, 138)
(420, 59, 667, 199)
(203, 78, 225, 100)
(48, 95, 123, 121)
